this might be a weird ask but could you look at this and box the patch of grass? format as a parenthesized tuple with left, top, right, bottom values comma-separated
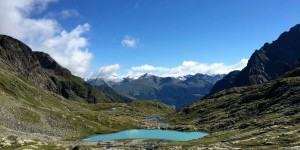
(10, 107, 42, 124)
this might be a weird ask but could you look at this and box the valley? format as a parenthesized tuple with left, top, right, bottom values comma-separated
(0, 66, 175, 149)
(0, 3, 300, 149)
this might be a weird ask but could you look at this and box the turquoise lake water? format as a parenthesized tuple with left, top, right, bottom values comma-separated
(83, 129, 208, 142)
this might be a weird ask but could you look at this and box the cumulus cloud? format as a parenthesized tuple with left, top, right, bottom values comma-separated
(0, 0, 60, 44)
(163, 58, 248, 77)
(0, 0, 92, 77)
(131, 58, 248, 78)
(39, 24, 92, 76)
(121, 35, 139, 48)
(94, 64, 121, 78)
(98, 59, 248, 81)
(132, 64, 168, 72)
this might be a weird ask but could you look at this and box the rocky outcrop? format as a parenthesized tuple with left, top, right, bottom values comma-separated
(0, 35, 46, 86)
(208, 71, 240, 95)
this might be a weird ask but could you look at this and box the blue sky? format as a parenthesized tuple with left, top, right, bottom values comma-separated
(1, 0, 300, 79)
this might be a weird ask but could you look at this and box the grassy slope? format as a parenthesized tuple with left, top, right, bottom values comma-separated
(165, 68, 300, 149)
(0, 35, 132, 104)
(0, 68, 174, 149)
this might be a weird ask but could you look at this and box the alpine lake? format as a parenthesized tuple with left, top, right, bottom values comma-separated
(83, 129, 207, 142)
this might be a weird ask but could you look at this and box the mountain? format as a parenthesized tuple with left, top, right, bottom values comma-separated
(169, 66, 300, 148)
(0, 34, 132, 103)
(89, 73, 225, 109)
(209, 24, 300, 95)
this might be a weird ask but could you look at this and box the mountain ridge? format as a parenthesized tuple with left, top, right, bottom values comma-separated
(209, 24, 300, 95)
(0, 34, 132, 103)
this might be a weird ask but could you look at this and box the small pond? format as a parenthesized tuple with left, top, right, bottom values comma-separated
(144, 116, 170, 126)
(83, 129, 207, 142)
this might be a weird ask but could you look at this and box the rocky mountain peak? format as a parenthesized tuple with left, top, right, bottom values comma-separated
(34, 51, 71, 75)
(208, 24, 300, 96)
(139, 73, 155, 79)
(0, 35, 46, 85)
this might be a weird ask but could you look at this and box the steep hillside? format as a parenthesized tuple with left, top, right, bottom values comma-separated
(0, 35, 132, 103)
(89, 73, 224, 109)
(209, 24, 300, 95)
(168, 67, 300, 148)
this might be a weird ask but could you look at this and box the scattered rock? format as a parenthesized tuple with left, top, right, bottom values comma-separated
(72, 145, 80, 150)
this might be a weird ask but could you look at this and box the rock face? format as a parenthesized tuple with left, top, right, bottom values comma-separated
(208, 71, 240, 96)
(0, 35, 46, 85)
(89, 74, 225, 109)
(0, 35, 132, 103)
(209, 24, 300, 95)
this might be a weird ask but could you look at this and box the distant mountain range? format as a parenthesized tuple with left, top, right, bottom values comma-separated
(88, 73, 225, 109)
(209, 24, 300, 96)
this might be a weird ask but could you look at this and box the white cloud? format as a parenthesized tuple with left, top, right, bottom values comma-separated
(163, 58, 248, 77)
(94, 64, 121, 78)
(0, 0, 92, 77)
(0, 0, 60, 44)
(45, 9, 81, 20)
(132, 64, 168, 72)
(97, 59, 248, 82)
(121, 35, 139, 48)
(60, 9, 80, 19)
(39, 23, 92, 76)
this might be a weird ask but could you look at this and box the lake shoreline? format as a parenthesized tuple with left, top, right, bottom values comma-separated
(0, 115, 207, 149)
(83, 129, 208, 142)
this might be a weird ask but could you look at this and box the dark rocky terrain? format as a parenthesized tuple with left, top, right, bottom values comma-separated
(209, 24, 300, 95)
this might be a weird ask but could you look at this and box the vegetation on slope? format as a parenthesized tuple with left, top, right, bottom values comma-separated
(166, 67, 300, 149)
